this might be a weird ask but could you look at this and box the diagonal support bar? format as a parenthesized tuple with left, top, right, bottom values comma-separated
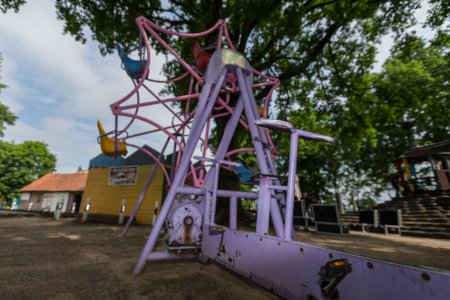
(122, 136, 171, 236)
(133, 68, 228, 275)
(236, 68, 285, 238)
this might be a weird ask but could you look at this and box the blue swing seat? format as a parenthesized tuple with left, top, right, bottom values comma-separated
(232, 160, 256, 185)
(117, 46, 147, 80)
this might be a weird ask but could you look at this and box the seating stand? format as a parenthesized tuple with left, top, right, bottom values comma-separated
(312, 204, 349, 235)
(359, 209, 402, 235)
(360, 210, 379, 232)
(380, 209, 402, 235)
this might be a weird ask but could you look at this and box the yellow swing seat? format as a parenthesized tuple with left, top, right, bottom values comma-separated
(97, 120, 128, 156)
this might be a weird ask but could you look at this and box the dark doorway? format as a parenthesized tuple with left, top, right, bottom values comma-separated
(74, 194, 82, 214)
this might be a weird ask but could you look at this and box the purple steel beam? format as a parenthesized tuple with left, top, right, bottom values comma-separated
(230, 196, 237, 229)
(194, 96, 246, 223)
(192, 156, 242, 225)
(133, 68, 227, 275)
(241, 72, 289, 229)
(235, 68, 284, 239)
(284, 132, 299, 240)
(170, 139, 177, 181)
(210, 162, 220, 224)
(256, 178, 272, 235)
(244, 72, 297, 240)
(238, 69, 287, 231)
(268, 185, 288, 191)
(204, 187, 211, 226)
(201, 228, 450, 300)
(176, 186, 258, 199)
(203, 97, 244, 172)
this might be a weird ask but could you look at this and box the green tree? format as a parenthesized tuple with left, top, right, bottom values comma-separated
(0, 0, 25, 13)
(357, 32, 450, 185)
(308, 31, 450, 205)
(0, 100, 17, 138)
(0, 54, 17, 137)
(0, 141, 56, 200)
(357, 195, 377, 210)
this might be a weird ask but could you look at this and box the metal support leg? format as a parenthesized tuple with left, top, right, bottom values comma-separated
(210, 162, 220, 224)
(256, 178, 272, 235)
(199, 98, 244, 216)
(204, 188, 211, 226)
(122, 136, 171, 236)
(230, 196, 237, 230)
(242, 73, 288, 218)
(195, 157, 241, 227)
(133, 69, 227, 275)
(170, 139, 177, 181)
(236, 68, 284, 239)
(284, 132, 299, 240)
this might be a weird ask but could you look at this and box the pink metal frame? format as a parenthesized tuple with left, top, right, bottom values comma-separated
(106, 16, 279, 188)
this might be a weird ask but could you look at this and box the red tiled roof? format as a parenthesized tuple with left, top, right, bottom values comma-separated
(21, 173, 88, 192)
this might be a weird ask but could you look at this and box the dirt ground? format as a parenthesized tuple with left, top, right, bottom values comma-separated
(295, 229, 450, 271)
(1, 216, 450, 299)
(0, 216, 277, 300)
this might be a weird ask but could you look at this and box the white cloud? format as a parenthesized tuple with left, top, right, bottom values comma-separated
(0, 56, 24, 113)
(0, 0, 178, 173)
(5, 117, 99, 173)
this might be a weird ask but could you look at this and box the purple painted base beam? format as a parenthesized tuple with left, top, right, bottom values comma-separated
(201, 228, 450, 300)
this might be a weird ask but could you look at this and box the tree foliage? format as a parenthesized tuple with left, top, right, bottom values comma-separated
(48, 0, 421, 81)
(356, 32, 450, 184)
(0, 102, 16, 137)
(0, 0, 25, 13)
(0, 141, 57, 200)
(3, 0, 448, 205)
(290, 31, 450, 204)
(0, 54, 17, 137)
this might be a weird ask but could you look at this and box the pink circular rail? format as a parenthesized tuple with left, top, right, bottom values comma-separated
(105, 16, 281, 187)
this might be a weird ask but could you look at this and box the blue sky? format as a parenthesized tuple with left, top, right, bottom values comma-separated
(0, 1, 433, 173)
(0, 1, 170, 173)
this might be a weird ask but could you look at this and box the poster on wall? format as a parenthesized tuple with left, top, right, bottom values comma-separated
(109, 166, 139, 185)
(42, 193, 69, 212)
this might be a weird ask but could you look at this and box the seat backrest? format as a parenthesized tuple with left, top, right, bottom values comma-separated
(379, 210, 402, 226)
(313, 204, 339, 224)
(231, 161, 255, 185)
(359, 211, 375, 224)
(117, 46, 147, 80)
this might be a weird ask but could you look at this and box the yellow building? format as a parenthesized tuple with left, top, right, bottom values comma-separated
(80, 145, 165, 224)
